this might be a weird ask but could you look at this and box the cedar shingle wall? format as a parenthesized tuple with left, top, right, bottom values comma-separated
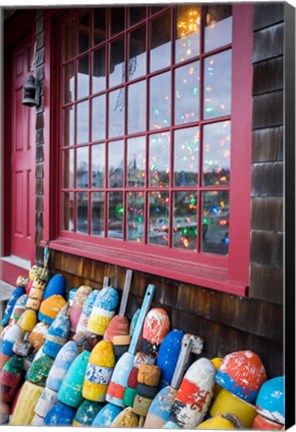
(34, 4, 284, 377)
(250, 2, 284, 304)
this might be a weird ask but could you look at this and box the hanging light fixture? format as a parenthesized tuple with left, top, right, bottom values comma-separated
(22, 42, 40, 108)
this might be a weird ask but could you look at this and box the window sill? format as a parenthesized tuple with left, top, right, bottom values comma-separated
(42, 238, 248, 297)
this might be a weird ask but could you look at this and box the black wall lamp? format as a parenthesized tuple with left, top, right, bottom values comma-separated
(22, 43, 40, 108)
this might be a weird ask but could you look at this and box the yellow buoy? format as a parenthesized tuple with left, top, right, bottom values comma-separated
(111, 407, 139, 428)
(17, 309, 37, 333)
(10, 381, 43, 425)
(197, 413, 242, 429)
(211, 357, 224, 398)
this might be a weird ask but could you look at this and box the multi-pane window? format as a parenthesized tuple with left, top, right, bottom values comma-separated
(61, 5, 236, 258)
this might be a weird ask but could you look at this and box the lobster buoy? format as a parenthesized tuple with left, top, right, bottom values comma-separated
(0, 401, 10, 424)
(26, 277, 46, 311)
(252, 413, 284, 430)
(0, 355, 24, 402)
(197, 413, 243, 429)
(156, 329, 184, 388)
(10, 380, 43, 425)
(58, 350, 90, 408)
(170, 358, 215, 428)
(27, 353, 54, 386)
(44, 402, 76, 426)
(43, 274, 66, 300)
(8, 294, 28, 325)
(72, 399, 103, 426)
(0, 286, 26, 327)
(87, 286, 119, 336)
(111, 406, 139, 427)
(255, 376, 285, 425)
(38, 294, 67, 325)
(76, 289, 99, 336)
(211, 357, 224, 397)
(141, 308, 170, 359)
(17, 309, 37, 333)
(34, 386, 58, 419)
(83, 339, 115, 402)
(70, 285, 92, 333)
(42, 307, 70, 358)
(29, 265, 43, 281)
(215, 350, 267, 403)
(0, 324, 22, 369)
(28, 321, 49, 351)
(46, 340, 79, 392)
(92, 402, 122, 427)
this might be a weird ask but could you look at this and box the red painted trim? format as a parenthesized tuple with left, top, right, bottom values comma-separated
(227, 3, 254, 285)
(1, 260, 28, 286)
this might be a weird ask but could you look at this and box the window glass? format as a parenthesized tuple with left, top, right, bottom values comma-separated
(93, 48, 106, 93)
(109, 140, 124, 188)
(109, 88, 125, 138)
(149, 71, 171, 130)
(173, 191, 197, 250)
(94, 9, 106, 46)
(202, 191, 229, 255)
(127, 136, 146, 187)
(148, 191, 169, 246)
(128, 80, 146, 134)
(110, 8, 125, 36)
(79, 12, 90, 53)
(108, 191, 123, 239)
(175, 61, 200, 125)
(91, 192, 105, 236)
(203, 121, 231, 186)
(64, 19, 75, 61)
(204, 5, 232, 52)
(76, 146, 89, 188)
(174, 127, 199, 187)
(63, 192, 74, 231)
(149, 132, 170, 188)
(64, 62, 75, 104)
(78, 55, 90, 100)
(128, 26, 146, 80)
(150, 13, 171, 72)
(204, 50, 232, 119)
(129, 7, 146, 26)
(127, 191, 145, 242)
(110, 37, 125, 88)
(92, 95, 106, 141)
(77, 101, 89, 144)
(63, 107, 74, 146)
(77, 192, 88, 233)
(63, 149, 74, 188)
(92, 144, 105, 188)
(175, 5, 200, 63)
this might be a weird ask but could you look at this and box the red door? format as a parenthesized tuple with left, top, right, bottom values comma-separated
(9, 36, 35, 262)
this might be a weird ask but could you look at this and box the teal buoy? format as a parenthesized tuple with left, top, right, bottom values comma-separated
(72, 400, 103, 426)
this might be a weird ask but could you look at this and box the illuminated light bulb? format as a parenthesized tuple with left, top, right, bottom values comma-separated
(220, 104, 225, 109)
(189, 67, 194, 74)
(224, 151, 230, 158)
(186, 49, 192, 56)
(206, 86, 212, 91)
(193, 87, 198, 95)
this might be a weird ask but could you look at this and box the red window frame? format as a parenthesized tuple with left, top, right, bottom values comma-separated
(43, 4, 254, 296)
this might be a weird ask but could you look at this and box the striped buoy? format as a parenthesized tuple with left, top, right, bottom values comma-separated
(43, 274, 66, 300)
(141, 308, 170, 359)
(58, 350, 90, 408)
(29, 265, 43, 281)
(209, 387, 257, 428)
(0, 324, 22, 369)
(70, 285, 92, 333)
(68, 288, 77, 307)
(34, 386, 58, 419)
(44, 402, 76, 426)
(43, 307, 70, 358)
(0, 286, 26, 327)
(46, 340, 79, 392)
(255, 376, 285, 425)
(252, 413, 284, 430)
(8, 294, 28, 325)
(72, 400, 103, 426)
(38, 294, 67, 325)
(0, 355, 24, 403)
(87, 286, 119, 336)
(75, 289, 99, 336)
(215, 350, 267, 403)
(28, 321, 49, 351)
(26, 277, 46, 311)
(156, 329, 184, 388)
(92, 402, 122, 427)
(170, 358, 216, 428)
(83, 339, 115, 402)
(10, 380, 43, 425)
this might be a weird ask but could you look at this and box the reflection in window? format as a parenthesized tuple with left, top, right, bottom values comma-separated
(64, 62, 75, 104)
(150, 13, 171, 72)
(92, 192, 104, 236)
(176, 5, 200, 63)
(77, 147, 89, 188)
(92, 144, 105, 188)
(203, 121, 231, 186)
(149, 133, 170, 188)
(63, 149, 74, 188)
(78, 55, 89, 100)
(79, 13, 90, 54)
(128, 26, 146, 80)
(108, 191, 123, 239)
(109, 88, 125, 138)
(202, 191, 229, 255)
(148, 191, 169, 246)
(110, 37, 125, 88)
(127, 137, 146, 187)
(150, 72, 171, 130)
(64, 19, 74, 61)
(110, 8, 125, 36)
(63, 192, 74, 231)
(92, 95, 106, 141)
(63, 107, 74, 146)
(205, 5, 232, 52)
(109, 141, 124, 188)
(173, 191, 197, 250)
(174, 127, 199, 187)
(77, 101, 89, 144)
(204, 50, 232, 119)
(94, 9, 106, 46)
(175, 61, 200, 125)
(77, 192, 88, 234)
(127, 192, 145, 242)
(93, 48, 106, 94)
(129, 7, 146, 26)
(128, 80, 146, 134)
